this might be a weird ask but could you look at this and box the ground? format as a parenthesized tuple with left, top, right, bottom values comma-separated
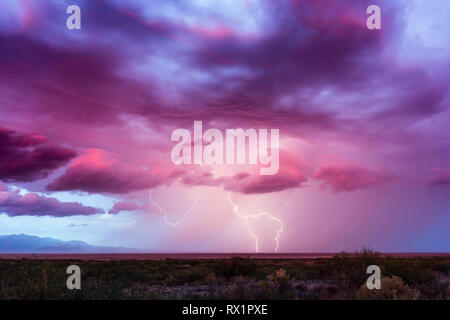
(0, 250, 449, 300)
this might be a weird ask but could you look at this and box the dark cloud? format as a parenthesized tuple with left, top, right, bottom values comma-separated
(0, 127, 77, 182)
(2, 0, 444, 145)
(0, 0, 449, 198)
(0, 0, 398, 134)
(0, 33, 144, 126)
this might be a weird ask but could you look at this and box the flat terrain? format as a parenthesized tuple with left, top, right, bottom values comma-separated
(1, 252, 448, 260)
(0, 250, 449, 300)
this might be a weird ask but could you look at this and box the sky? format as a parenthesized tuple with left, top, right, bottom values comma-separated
(0, 0, 449, 252)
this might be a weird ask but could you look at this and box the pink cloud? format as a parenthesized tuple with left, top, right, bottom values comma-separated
(224, 151, 310, 194)
(178, 150, 310, 194)
(47, 149, 169, 194)
(223, 172, 307, 194)
(312, 164, 394, 192)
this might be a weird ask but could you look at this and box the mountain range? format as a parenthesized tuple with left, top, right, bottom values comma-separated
(0, 234, 133, 253)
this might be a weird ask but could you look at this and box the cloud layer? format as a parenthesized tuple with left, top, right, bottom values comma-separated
(0, 183, 103, 217)
(0, 0, 449, 251)
(0, 127, 76, 182)
(312, 164, 394, 192)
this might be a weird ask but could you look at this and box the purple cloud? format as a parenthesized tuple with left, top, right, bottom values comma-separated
(0, 126, 77, 182)
(109, 202, 143, 214)
(0, 184, 103, 217)
(312, 164, 394, 192)
(428, 167, 450, 186)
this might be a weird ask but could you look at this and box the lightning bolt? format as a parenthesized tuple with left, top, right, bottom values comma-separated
(149, 190, 209, 227)
(227, 193, 283, 253)
(149, 189, 283, 253)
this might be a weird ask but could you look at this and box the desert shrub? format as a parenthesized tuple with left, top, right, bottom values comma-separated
(298, 282, 341, 300)
(221, 276, 251, 299)
(221, 268, 295, 300)
(166, 266, 211, 285)
(382, 258, 437, 286)
(415, 258, 450, 275)
(204, 272, 217, 285)
(266, 268, 294, 299)
(381, 258, 441, 298)
(220, 277, 271, 300)
(331, 247, 381, 289)
(356, 276, 420, 300)
(210, 258, 257, 279)
(284, 262, 322, 280)
(0, 256, 448, 300)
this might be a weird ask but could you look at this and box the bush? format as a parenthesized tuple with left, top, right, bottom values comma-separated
(331, 247, 381, 289)
(356, 276, 420, 300)
(267, 269, 294, 299)
(210, 258, 257, 278)
(166, 266, 211, 285)
(220, 269, 295, 300)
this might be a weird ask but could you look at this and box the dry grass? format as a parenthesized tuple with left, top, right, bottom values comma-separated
(0, 250, 448, 300)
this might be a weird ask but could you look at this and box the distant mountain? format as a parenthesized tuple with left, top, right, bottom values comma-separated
(0, 234, 134, 253)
